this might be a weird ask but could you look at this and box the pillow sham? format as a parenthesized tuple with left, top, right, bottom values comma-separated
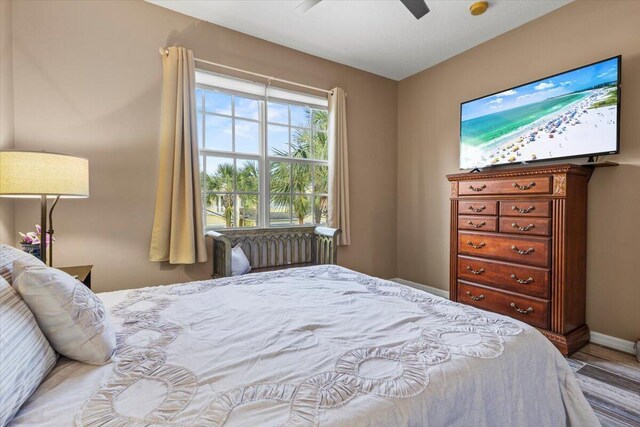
(0, 243, 45, 285)
(12, 263, 116, 365)
(231, 244, 251, 276)
(0, 277, 57, 425)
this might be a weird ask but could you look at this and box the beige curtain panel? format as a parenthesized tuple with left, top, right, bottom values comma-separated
(328, 87, 351, 246)
(149, 47, 207, 264)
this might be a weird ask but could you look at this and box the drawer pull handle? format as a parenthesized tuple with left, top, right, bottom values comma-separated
(468, 184, 486, 192)
(466, 291, 485, 301)
(512, 181, 536, 190)
(510, 302, 534, 314)
(467, 220, 486, 229)
(511, 245, 535, 255)
(510, 274, 534, 284)
(466, 266, 485, 275)
(468, 205, 486, 213)
(511, 222, 535, 231)
(512, 205, 535, 214)
(467, 241, 486, 249)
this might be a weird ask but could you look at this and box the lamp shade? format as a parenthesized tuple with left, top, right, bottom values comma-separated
(0, 150, 89, 198)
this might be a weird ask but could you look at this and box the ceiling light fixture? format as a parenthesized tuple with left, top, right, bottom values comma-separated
(470, 1, 489, 16)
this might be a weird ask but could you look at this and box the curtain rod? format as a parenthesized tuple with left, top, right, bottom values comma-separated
(159, 48, 333, 96)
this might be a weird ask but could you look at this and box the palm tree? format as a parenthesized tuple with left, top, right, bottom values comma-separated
(203, 160, 259, 228)
(204, 163, 234, 227)
(309, 110, 329, 223)
(236, 161, 258, 226)
(270, 108, 328, 224)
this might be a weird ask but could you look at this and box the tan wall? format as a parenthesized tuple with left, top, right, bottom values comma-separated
(397, 0, 640, 342)
(10, 0, 398, 291)
(0, 0, 15, 245)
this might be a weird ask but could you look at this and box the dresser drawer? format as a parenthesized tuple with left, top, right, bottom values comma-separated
(458, 176, 552, 196)
(499, 217, 551, 237)
(458, 231, 550, 268)
(457, 256, 550, 299)
(499, 200, 551, 217)
(459, 200, 498, 216)
(458, 281, 550, 329)
(459, 215, 498, 232)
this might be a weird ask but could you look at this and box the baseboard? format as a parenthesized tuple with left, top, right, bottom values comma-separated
(590, 332, 636, 355)
(391, 278, 450, 299)
(392, 278, 636, 355)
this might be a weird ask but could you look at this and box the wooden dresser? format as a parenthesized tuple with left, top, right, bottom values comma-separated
(447, 164, 593, 355)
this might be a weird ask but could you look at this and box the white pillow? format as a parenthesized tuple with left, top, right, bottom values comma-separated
(231, 244, 251, 276)
(0, 243, 45, 285)
(0, 276, 57, 425)
(12, 262, 116, 365)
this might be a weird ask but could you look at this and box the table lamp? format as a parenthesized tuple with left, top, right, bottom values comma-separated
(0, 150, 89, 266)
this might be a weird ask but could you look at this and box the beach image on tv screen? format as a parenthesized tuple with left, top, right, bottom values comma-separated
(460, 57, 619, 169)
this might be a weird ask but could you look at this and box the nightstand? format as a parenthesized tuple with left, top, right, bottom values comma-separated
(58, 265, 93, 289)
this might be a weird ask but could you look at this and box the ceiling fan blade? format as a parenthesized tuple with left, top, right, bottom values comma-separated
(296, 0, 322, 12)
(399, 0, 430, 19)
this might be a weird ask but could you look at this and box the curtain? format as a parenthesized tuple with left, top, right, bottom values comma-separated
(149, 47, 207, 264)
(327, 87, 351, 246)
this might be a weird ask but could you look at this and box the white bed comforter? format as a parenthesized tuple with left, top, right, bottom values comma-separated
(10, 266, 598, 427)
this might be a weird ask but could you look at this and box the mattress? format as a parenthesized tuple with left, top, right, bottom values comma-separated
(9, 266, 599, 426)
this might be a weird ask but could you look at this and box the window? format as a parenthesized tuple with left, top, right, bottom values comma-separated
(196, 71, 329, 229)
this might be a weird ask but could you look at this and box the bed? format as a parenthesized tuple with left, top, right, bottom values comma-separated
(9, 265, 598, 426)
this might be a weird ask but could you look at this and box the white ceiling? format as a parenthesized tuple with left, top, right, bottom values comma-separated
(148, 0, 572, 80)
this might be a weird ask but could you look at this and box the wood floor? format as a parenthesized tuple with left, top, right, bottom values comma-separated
(567, 344, 640, 426)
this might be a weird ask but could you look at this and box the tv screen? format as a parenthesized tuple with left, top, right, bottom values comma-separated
(459, 56, 620, 169)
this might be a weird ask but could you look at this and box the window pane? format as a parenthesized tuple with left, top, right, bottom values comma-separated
(235, 120, 259, 154)
(237, 194, 258, 227)
(199, 155, 205, 187)
(195, 89, 204, 111)
(291, 163, 312, 194)
(270, 195, 291, 226)
(290, 105, 310, 128)
(237, 160, 259, 193)
(204, 193, 234, 228)
(204, 157, 235, 193)
(313, 165, 328, 193)
(268, 102, 288, 124)
(205, 91, 232, 115)
(290, 127, 312, 159)
(313, 196, 328, 224)
(292, 195, 312, 225)
(195, 81, 330, 230)
(197, 113, 204, 147)
(270, 161, 290, 193)
(268, 124, 289, 156)
(235, 96, 259, 120)
(311, 109, 328, 131)
(312, 131, 328, 160)
(205, 115, 232, 151)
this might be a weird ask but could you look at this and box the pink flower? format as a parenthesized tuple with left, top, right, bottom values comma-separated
(27, 232, 39, 244)
(19, 232, 33, 244)
(19, 225, 53, 246)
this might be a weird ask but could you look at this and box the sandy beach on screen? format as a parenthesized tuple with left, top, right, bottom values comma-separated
(465, 87, 617, 168)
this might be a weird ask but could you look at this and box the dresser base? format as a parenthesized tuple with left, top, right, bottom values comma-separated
(448, 164, 595, 358)
(539, 325, 590, 356)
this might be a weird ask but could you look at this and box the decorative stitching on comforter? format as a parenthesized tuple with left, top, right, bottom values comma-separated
(75, 266, 522, 426)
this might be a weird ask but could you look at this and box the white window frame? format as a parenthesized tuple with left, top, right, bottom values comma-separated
(196, 71, 329, 230)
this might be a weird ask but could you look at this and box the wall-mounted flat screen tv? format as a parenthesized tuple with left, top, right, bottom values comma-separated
(459, 56, 620, 170)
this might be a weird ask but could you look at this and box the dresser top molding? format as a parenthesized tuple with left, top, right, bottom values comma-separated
(447, 163, 594, 182)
